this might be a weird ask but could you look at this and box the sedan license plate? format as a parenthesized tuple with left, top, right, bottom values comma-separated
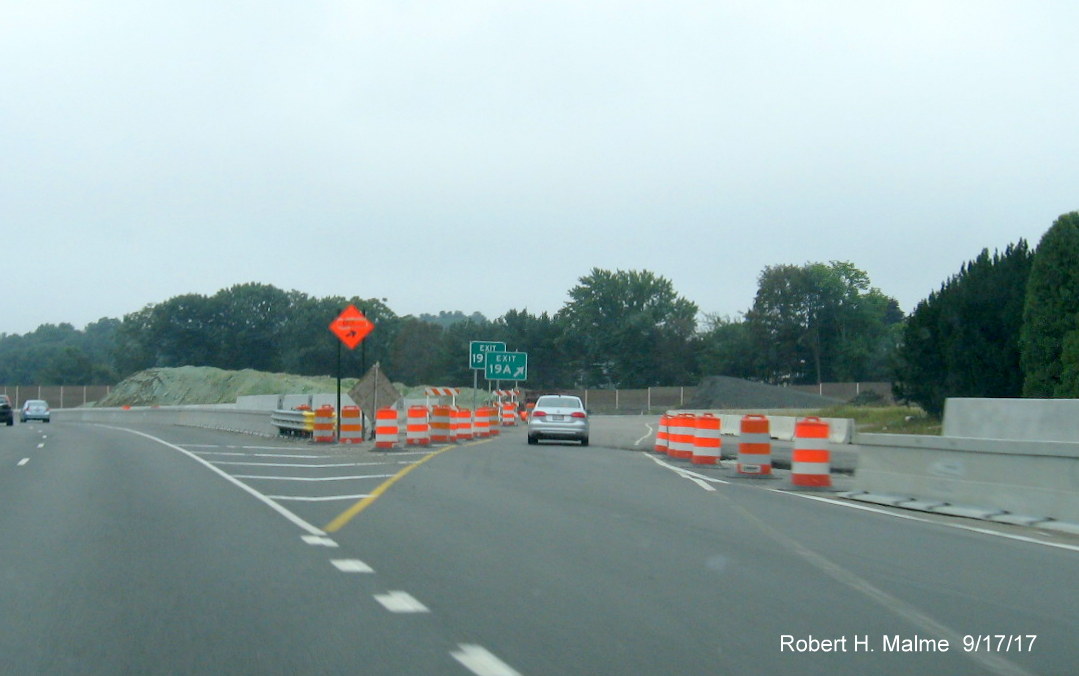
(550, 415, 564, 421)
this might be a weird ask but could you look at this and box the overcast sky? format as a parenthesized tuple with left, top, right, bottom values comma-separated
(2, 1, 1076, 336)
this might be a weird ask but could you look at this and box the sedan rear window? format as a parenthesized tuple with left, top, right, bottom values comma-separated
(536, 396, 583, 409)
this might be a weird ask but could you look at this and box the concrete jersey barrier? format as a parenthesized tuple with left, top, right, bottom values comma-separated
(851, 398, 1079, 526)
(668, 410, 854, 444)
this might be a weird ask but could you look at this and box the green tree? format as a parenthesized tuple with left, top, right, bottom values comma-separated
(696, 314, 757, 379)
(388, 318, 445, 384)
(744, 261, 900, 384)
(1021, 212, 1079, 397)
(893, 242, 1032, 417)
(210, 283, 294, 372)
(557, 268, 698, 388)
(491, 309, 573, 389)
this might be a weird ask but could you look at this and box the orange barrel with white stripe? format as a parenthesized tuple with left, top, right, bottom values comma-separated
(455, 408, 473, 442)
(669, 413, 696, 459)
(488, 406, 501, 436)
(502, 403, 517, 427)
(430, 405, 453, 443)
(406, 406, 430, 446)
(692, 414, 721, 465)
(792, 417, 831, 487)
(375, 407, 399, 449)
(340, 405, 363, 444)
(313, 405, 336, 443)
(737, 414, 772, 476)
(474, 406, 491, 438)
(654, 413, 670, 454)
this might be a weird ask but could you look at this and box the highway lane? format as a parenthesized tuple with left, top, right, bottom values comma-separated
(0, 422, 506, 674)
(326, 430, 1077, 676)
(3, 420, 1076, 675)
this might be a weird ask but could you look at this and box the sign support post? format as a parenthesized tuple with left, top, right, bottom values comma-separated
(329, 304, 375, 441)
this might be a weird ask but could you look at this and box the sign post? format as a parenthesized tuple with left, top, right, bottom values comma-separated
(330, 305, 375, 440)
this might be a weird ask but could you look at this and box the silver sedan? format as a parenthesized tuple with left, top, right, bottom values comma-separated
(526, 395, 589, 446)
(20, 399, 51, 423)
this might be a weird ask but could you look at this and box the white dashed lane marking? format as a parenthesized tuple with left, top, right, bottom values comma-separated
(451, 644, 522, 676)
(331, 559, 374, 573)
(18, 458, 30, 466)
(301, 535, 339, 547)
(373, 591, 429, 613)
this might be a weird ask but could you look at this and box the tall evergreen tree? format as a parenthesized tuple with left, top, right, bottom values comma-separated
(894, 241, 1032, 417)
(1021, 212, 1079, 397)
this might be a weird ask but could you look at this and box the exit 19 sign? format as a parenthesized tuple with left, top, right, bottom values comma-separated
(469, 341, 505, 369)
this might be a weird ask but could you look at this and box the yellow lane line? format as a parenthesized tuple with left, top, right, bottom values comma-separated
(323, 438, 490, 533)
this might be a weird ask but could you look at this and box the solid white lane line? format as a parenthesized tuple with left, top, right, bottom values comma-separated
(374, 591, 429, 613)
(231, 474, 395, 481)
(99, 425, 328, 537)
(18, 458, 30, 466)
(451, 644, 522, 676)
(267, 494, 372, 502)
(192, 451, 327, 458)
(634, 424, 655, 447)
(778, 491, 1079, 553)
(212, 461, 401, 468)
(331, 559, 374, 573)
(646, 454, 728, 487)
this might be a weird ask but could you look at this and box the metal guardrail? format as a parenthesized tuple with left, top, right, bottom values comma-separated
(270, 409, 315, 437)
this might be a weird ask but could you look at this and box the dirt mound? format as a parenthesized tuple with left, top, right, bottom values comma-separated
(96, 366, 489, 408)
(97, 366, 357, 407)
(687, 376, 842, 410)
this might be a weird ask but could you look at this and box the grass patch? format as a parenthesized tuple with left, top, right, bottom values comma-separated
(811, 404, 942, 435)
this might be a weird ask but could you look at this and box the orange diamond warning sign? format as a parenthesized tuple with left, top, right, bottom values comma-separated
(330, 305, 374, 350)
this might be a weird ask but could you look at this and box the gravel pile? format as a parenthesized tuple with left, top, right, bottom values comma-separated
(687, 376, 842, 410)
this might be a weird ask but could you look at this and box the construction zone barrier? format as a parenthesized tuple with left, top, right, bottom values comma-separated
(425, 387, 461, 397)
(669, 413, 696, 460)
(474, 406, 492, 438)
(455, 408, 473, 442)
(692, 414, 721, 465)
(406, 406, 430, 446)
(430, 405, 453, 443)
(375, 407, 399, 449)
(792, 417, 831, 487)
(654, 413, 670, 454)
(738, 414, 772, 476)
(501, 402, 517, 427)
(313, 405, 336, 444)
(486, 406, 500, 436)
(340, 405, 363, 444)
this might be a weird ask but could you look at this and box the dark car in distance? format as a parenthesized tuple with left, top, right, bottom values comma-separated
(0, 394, 13, 426)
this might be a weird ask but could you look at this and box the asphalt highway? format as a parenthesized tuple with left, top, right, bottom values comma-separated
(2, 420, 1076, 675)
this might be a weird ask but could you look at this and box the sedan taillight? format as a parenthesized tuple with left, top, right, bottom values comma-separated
(532, 410, 546, 417)
(570, 411, 587, 419)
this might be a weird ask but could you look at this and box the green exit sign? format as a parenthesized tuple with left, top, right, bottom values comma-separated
(469, 340, 506, 370)
(485, 351, 527, 381)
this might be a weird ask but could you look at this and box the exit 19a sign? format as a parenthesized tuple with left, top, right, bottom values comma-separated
(469, 341, 506, 369)
(485, 351, 527, 381)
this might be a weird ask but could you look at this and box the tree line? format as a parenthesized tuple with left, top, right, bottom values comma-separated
(2, 211, 1077, 418)
(0, 267, 897, 392)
